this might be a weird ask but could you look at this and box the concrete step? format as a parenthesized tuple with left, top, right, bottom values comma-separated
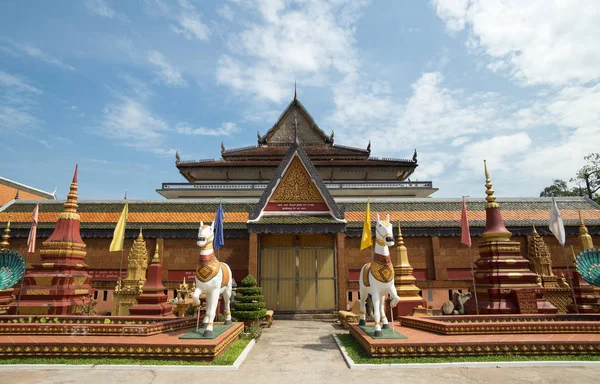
(273, 313, 338, 321)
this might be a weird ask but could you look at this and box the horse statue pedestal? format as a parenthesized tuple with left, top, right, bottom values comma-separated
(358, 214, 400, 337)
(192, 221, 234, 338)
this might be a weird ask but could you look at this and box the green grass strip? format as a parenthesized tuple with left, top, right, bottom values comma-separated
(337, 334, 600, 364)
(0, 339, 250, 366)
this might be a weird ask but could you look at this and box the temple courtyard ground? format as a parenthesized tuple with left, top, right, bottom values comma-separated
(1, 320, 599, 384)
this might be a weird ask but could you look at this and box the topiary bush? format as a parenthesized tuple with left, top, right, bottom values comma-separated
(231, 274, 267, 322)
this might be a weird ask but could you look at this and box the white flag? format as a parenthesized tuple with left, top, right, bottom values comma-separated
(549, 197, 565, 246)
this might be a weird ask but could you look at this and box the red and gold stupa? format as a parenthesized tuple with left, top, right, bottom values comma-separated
(17, 165, 93, 315)
(129, 243, 173, 316)
(465, 161, 557, 314)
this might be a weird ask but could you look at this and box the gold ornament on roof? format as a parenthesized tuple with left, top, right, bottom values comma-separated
(271, 156, 324, 203)
(578, 211, 594, 250)
(484, 160, 499, 209)
(152, 242, 160, 264)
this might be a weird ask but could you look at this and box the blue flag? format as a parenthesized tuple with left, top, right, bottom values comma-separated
(214, 202, 225, 250)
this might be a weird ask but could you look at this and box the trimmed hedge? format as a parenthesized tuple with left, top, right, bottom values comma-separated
(232, 302, 266, 311)
(232, 274, 267, 321)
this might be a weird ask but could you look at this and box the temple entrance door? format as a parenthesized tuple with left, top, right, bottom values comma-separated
(260, 235, 336, 312)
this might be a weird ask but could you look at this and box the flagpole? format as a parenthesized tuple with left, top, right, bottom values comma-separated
(14, 213, 28, 316)
(115, 191, 127, 316)
(468, 246, 480, 315)
(562, 245, 579, 314)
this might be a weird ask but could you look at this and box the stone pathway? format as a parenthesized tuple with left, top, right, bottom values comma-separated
(3, 320, 599, 384)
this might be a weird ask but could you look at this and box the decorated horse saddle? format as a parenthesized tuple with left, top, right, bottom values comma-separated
(195, 253, 230, 288)
(362, 253, 394, 287)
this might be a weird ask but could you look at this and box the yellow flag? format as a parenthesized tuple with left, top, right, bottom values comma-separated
(360, 201, 372, 250)
(109, 203, 128, 252)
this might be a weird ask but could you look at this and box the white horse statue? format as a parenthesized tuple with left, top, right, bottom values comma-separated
(192, 221, 233, 337)
(359, 214, 400, 336)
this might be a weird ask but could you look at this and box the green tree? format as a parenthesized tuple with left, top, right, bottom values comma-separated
(231, 274, 267, 327)
(539, 179, 581, 197)
(571, 153, 600, 199)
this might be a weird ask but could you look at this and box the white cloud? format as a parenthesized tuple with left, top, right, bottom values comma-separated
(118, 73, 154, 99)
(0, 71, 41, 133)
(147, 50, 187, 87)
(216, 0, 366, 102)
(0, 71, 42, 94)
(150, 0, 210, 41)
(432, 0, 600, 86)
(84, 0, 127, 21)
(175, 122, 240, 136)
(95, 96, 171, 154)
(217, 5, 234, 21)
(1, 41, 75, 71)
(451, 137, 469, 147)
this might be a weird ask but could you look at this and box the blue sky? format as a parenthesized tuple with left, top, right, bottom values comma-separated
(1, 0, 599, 200)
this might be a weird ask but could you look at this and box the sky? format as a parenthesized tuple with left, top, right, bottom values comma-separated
(1, 0, 599, 201)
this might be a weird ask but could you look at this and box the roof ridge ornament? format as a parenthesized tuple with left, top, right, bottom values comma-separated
(293, 110, 299, 144)
(367, 141, 371, 153)
(294, 81, 297, 100)
(413, 148, 417, 162)
(175, 150, 180, 164)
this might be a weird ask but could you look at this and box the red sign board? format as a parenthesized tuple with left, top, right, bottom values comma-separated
(88, 269, 127, 281)
(264, 202, 329, 212)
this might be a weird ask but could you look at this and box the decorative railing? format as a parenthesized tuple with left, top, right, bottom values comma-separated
(161, 181, 433, 190)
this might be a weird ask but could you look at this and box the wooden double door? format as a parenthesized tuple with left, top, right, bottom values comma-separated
(260, 235, 336, 312)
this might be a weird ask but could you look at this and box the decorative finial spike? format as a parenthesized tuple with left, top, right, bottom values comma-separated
(124, 190, 127, 200)
(532, 224, 538, 235)
(138, 226, 143, 239)
(294, 81, 297, 100)
(73, 164, 78, 183)
(483, 160, 499, 208)
(14, 190, 19, 200)
(152, 242, 160, 264)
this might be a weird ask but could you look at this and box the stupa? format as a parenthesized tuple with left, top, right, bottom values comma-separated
(129, 242, 173, 316)
(527, 225, 572, 313)
(465, 161, 557, 314)
(393, 221, 423, 316)
(113, 228, 149, 316)
(17, 165, 93, 315)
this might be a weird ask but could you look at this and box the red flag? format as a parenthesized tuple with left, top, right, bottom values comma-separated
(460, 198, 471, 247)
(27, 203, 39, 254)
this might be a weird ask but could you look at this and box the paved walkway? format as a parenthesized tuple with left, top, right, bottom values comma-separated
(3, 321, 599, 384)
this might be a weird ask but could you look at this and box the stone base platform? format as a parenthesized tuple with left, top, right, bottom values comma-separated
(0, 322, 243, 361)
(398, 314, 600, 335)
(349, 323, 600, 358)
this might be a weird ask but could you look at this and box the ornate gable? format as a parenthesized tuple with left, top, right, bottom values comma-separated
(248, 141, 344, 223)
(259, 98, 333, 146)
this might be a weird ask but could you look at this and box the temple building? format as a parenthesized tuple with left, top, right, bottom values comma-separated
(157, 97, 437, 201)
(2, 95, 600, 316)
(0, 177, 54, 207)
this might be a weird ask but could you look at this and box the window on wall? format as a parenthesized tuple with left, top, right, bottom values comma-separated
(173, 290, 178, 299)
(164, 290, 168, 296)
(347, 291, 352, 302)
(448, 289, 453, 301)
(94, 290, 99, 300)
(103, 290, 108, 302)
(427, 290, 433, 302)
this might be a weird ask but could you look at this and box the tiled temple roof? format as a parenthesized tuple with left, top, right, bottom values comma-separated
(2, 197, 599, 237)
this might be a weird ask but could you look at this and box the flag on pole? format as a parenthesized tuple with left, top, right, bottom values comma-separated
(109, 203, 128, 252)
(27, 203, 39, 254)
(214, 201, 225, 250)
(549, 196, 566, 246)
(360, 200, 373, 250)
(460, 198, 471, 247)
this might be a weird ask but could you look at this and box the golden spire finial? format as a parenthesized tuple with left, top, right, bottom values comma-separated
(152, 242, 160, 264)
(484, 160, 499, 208)
(137, 226, 143, 240)
(571, 245, 577, 263)
(0, 215, 11, 250)
(63, 164, 79, 214)
(532, 224, 538, 236)
(396, 220, 405, 247)
(578, 211, 594, 250)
